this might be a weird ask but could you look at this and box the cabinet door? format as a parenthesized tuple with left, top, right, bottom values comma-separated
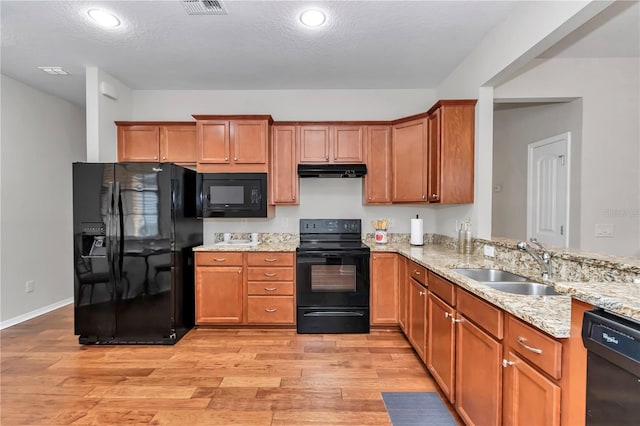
(299, 125, 331, 163)
(231, 120, 267, 164)
(455, 315, 502, 426)
(117, 125, 160, 162)
(391, 118, 427, 202)
(370, 253, 398, 325)
(198, 120, 230, 163)
(333, 125, 365, 163)
(160, 125, 197, 163)
(427, 107, 441, 202)
(427, 293, 456, 403)
(364, 125, 392, 204)
(271, 125, 299, 204)
(195, 266, 243, 324)
(503, 351, 561, 426)
(439, 102, 476, 204)
(398, 256, 408, 332)
(408, 278, 427, 362)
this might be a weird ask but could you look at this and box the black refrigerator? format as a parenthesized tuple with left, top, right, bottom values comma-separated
(72, 162, 202, 344)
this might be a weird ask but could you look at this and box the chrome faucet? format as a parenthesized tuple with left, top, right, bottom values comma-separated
(517, 238, 553, 279)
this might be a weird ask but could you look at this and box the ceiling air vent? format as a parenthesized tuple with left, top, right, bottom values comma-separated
(183, 0, 227, 15)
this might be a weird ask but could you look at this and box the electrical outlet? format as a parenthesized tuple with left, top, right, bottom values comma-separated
(26, 280, 35, 293)
(483, 245, 495, 257)
(595, 224, 614, 238)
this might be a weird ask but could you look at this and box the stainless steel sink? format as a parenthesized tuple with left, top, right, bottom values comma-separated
(451, 268, 529, 282)
(483, 282, 561, 296)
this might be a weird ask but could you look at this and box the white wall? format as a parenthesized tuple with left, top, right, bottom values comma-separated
(130, 88, 438, 243)
(86, 67, 133, 162)
(492, 100, 583, 248)
(495, 58, 639, 257)
(434, 1, 610, 242)
(0, 75, 86, 325)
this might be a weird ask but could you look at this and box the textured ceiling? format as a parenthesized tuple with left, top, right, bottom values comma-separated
(1, 1, 638, 107)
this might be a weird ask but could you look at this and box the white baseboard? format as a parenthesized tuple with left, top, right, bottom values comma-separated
(0, 297, 73, 330)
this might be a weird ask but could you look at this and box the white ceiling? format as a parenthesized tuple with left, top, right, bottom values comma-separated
(1, 1, 638, 107)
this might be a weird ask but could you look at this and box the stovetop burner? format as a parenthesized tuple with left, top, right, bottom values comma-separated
(297, 219, 369, 253)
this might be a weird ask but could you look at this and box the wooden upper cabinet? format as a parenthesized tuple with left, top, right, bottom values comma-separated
(391, 117, 428, 203)
(363, 125, 392, 204)
(299, 125, 331, 163)
(298, 124, 365, 164)
(194, 115, 272, 172)
(333, 125, 365, 163)
(270, 125, 299, 205)
(198, 120, 229, 163)
(232, 120, 268, 164)
(117, 123, 197, 164)
(427, 100, 476, 204)
(161, 125, 197, 163)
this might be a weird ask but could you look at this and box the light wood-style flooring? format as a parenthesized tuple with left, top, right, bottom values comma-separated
(1, 305, 460, 425)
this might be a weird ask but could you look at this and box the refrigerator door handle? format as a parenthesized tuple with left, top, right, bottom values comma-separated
(113, 181, 123, 297)
(105, 182, 115, 295)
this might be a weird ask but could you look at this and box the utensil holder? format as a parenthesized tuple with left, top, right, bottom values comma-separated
(375, 229, 388, 244)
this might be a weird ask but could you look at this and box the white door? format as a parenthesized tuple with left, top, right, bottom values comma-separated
(527, 133, 570, 248)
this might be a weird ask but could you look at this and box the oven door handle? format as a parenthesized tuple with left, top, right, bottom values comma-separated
(303, 311, 365, 317)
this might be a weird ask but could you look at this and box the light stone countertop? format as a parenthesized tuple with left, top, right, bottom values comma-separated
(553, 281, 640, 322)
(193, 240, 299, 252)
(368, 242, 572, 338)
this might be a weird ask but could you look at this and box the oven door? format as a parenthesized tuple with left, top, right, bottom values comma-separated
(296, 250, 369, 308)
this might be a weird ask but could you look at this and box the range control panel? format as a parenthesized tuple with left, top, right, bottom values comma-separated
(300, 219, 361, 234)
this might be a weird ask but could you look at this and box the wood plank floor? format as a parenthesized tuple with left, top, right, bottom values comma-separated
(1, 305, 461, 425)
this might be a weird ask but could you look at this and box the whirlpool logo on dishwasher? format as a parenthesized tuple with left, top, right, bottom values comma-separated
(602, 332, 619, 345)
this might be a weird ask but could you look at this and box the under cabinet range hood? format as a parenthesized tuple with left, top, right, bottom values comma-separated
(297, 164, 367, 178)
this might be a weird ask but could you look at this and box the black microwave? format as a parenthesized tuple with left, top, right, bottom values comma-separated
(196, 173, 269, 218)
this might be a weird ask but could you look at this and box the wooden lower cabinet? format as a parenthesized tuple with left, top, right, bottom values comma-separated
(503, 350, 561, 426)
(427, 293, 456, 403)
(370, 253, 399, 325)
(455, 314, 503, 426)
(195, 266, 243, 324)
(408, 278, 427, 362)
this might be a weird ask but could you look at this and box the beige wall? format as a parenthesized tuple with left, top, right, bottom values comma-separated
(1, 75, 86, 325)
(495, 58, 640, 257)
(492, 100, 583, 248)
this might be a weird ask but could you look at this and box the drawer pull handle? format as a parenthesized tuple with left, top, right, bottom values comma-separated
(517, 337, 543, 354)
(502, 359, 516, 368)
(264, 287, 277, 291)
(452, 318, 463, 323)
(213, 258, 226, 262)
(264, 258, 278, 262)
(264, 272, 277, 277)
(265, 308, 278, 313)
(414, 270, 421, 275)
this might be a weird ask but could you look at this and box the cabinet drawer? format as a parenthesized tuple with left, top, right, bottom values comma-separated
(428, 271, 456, 306)
(506, 315, 562, 380)
(247, 296, 295, 324)
(408, 261, 427, 285)
(248, 282, 294, 296)
(457, 290, 503, 340)
(247, 252, 294, 266)
(196, 252, 243, 266)
(248, 267, 294, 281)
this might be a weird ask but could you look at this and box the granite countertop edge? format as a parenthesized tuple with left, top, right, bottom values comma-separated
(193, 241, 299, 252)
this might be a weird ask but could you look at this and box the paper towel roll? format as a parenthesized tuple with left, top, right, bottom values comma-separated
(410, 218, 424, 246)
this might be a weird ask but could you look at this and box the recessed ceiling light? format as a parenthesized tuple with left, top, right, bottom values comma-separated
(300, 9, 326, 27)
(38, 67, 69, 76)
(87, 9, 121, 28)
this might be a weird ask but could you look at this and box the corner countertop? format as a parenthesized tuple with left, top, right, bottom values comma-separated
(368, 241, 572, 338)
(553, 281, 640, 321)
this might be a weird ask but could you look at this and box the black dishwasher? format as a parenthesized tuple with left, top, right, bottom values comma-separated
(581, 309, 640, 425)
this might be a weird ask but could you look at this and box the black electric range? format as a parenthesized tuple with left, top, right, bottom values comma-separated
(296, 219, 370, 334)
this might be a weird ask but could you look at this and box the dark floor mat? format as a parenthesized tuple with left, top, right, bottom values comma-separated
(381, 392, 457, 426)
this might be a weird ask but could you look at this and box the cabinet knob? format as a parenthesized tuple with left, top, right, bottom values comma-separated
(292, 196, 296, 200)
(234, 157, 238, 161)
(154, 156, 158, 160)
(162, 156, 167, 160)
(334, 156, 337, 160)
(237, 269, 241, 274)
(413, 270, 420, 275)
(422, 195, 426, 200)
(419, 290, 425, 296)
(432, 193, 438, 198)
(224, 157, 228, 161)
(444, 312, 452, 318)
(326, 156, 329, 160)
(502, 359, 516, 368)
(368, 196, 372, 200)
